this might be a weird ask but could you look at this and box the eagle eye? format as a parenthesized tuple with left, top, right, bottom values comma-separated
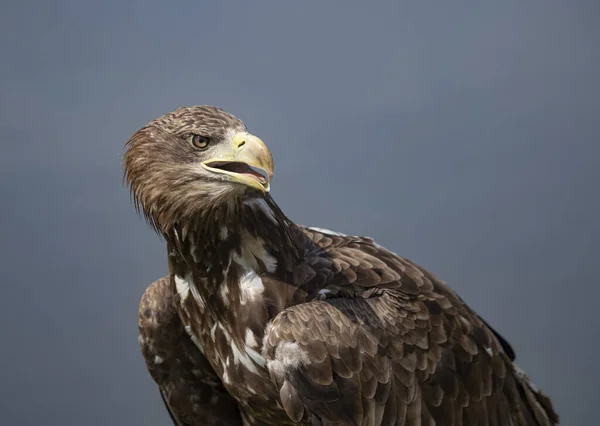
(190, 134, 210, 149)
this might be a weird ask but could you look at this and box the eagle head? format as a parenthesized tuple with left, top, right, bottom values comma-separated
(123, 105, 274, 234)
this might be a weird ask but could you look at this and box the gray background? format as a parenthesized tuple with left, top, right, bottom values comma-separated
(1, 1, 598, 425)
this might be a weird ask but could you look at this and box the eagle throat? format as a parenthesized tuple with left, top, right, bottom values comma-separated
(167, 194, 304, 303)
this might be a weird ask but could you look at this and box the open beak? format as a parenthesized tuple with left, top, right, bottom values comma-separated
(201, 132, 274, 192)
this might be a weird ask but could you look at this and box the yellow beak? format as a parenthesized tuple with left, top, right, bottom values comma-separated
(201, 132, 274, 192)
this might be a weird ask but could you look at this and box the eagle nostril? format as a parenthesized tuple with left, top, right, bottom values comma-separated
(237, 140, 246, 149)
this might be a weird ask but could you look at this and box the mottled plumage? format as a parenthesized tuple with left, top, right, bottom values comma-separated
(124, 105, 558, 425)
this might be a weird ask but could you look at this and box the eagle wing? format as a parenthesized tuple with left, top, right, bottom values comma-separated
(138, 277, 243, 426)
(263, 229, 558, 426)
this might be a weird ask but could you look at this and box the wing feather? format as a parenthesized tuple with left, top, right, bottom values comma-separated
(138, 277, 243, 426)
(263, 228, 558, 425)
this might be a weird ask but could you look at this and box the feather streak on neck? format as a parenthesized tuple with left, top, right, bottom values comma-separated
(170, 195, 302, 309)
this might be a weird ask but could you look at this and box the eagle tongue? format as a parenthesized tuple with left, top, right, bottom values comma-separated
(210, 161, 267, 184)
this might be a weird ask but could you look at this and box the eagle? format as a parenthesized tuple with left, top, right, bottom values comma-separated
(124, 105, 558, 426)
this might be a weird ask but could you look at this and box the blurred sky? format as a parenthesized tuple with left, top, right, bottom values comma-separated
(1, 1, 598, 425)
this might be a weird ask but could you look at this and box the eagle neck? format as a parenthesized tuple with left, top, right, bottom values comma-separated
(168, 194, 305, 303)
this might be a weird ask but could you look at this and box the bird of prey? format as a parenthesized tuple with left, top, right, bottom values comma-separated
(124, 105, 558, 426)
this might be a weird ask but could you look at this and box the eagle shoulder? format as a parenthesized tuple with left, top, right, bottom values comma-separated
(138, 277, 243, 426)
(263, 231, 559, 425)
